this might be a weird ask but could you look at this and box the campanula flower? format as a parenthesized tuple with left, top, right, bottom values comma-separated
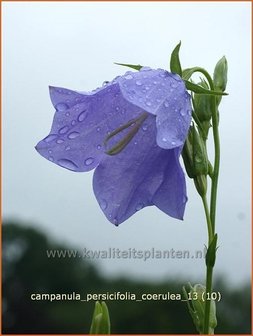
(35, 68, 192, 225)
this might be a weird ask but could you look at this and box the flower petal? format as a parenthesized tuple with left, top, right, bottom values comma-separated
(36, 84, 145, 172)
(93, 115, 187, 225)
(152, 147, 187, 220)
(117, 68, 192, 149)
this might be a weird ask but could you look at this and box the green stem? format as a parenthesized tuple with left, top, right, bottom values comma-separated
(210, 100, 220, 232)
(202, 196, 213, 245)
(204, 266, 214, 334)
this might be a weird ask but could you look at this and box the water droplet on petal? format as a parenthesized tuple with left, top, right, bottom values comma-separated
(171, 81, 178, 88)
(96, 127, 101, 132)
(183, 195, 187, 203)
(162, 137, 167, 142)
(56, 103, 69, 112)
(146, 101, 152, 106)
(136, 203, 143, 211)
(180, 108, 186, 116)
(103, 81, 109, 86)
(71, 120, 76, 126)
(100, 199, 107, 210)
(85, 157, 94, 166)
(113, 218, 119, 225)
(65, 146, 71, 151)
(97, 144, 102, 150)
(125, 74, 133, 80)
(115, 106, 120, 112)
(171, 141, 176, 146)
(44, 134, 58, 143)
(59, 126, 69, 134)
(56, 139, 64, 144)
(153, 81, 157, 85)
(164, 102, 169, 108)
(65, 112, 70, 117)
(136, 80, 142, 86)
(58, 159, 78, 171)
(142, 125, 148, 131)
(48, 149, 52, 154)
(68, 131, 80, 139)
(49, 156, 54, 161)
(78, 110, 87, 122)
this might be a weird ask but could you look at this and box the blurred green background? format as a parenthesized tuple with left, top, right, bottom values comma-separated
(3, 220, 251, 334)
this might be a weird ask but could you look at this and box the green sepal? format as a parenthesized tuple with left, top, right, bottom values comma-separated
(185, 80, 227, 96)
(90, 301, 111, 334)
(170, 41, 182, 76)
(205, 234, 218, 268)
(114, 62, 142, 71)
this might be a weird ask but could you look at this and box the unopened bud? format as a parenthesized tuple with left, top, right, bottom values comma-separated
(90, 301, 110, 334)
(182, 124, 209, 181)
(184, 283, 217, 334)
(194, 79, 212, 123)
(213, 56, 228, 92)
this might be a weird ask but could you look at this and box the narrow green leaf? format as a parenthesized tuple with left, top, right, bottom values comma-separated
(185, 80, 227, 96)
(170, 41, 182, 76)
(114, 62, 142, 71)
(100, 302, 111, 334)
(205, 234, 218, 268)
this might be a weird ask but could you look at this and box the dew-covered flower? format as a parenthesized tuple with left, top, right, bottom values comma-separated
(35, 68, 192, 225)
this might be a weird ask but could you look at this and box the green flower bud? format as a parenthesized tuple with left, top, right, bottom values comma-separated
(213, 56, 228, 92)
(182, 124, 209, 179)
(194, 79, 212, 123)
(184, 283, 217, 334)
(194, 175, 207, 197)
(90, 301, 110, 334)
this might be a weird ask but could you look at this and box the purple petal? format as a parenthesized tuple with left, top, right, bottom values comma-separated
(117, 68, 192, 149)
(93, 115, 187, 225)
(152, 147, 187, 220)
(36, 84, 145, 172)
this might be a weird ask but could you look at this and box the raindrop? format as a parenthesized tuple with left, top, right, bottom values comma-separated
(162, 137, 167, 142)
(44, 134, 58, 143)
(100, 199, 108, 210)
(153, 81, 157, 85)
(58, 159, 78, 171)
(115, 106, 120, 111)
(164, 101, 169, 108)
(48, 150, 52, 154)
(113, 218, 119, 225)
(65, 112, 70, 117)
(134, 141, 138, 145)
(59, 126, 69, 134)
(171, 81, 178, 88)
(85, 157, 94, 166)
(142, 125, 148, 131)
(146, 101, 152, 106)
(68, 132, 80, 139)
(56, 139, 64, 144)
(125, 74, 133, 80)
(103, 81, 109, 86)
(78, 110, 87, 122)
(187, 109, 192, 115)
(136, 80, 142, 86)
(183, 195, 187, 203)
(145, 86, 149, 90)
(97, 144, 102, 150)
(136, 203, 143, 211)
(180, 108, 186, 116)
(56, 103, 69, 112)
(171, 141, 176, 146)
(48, 156, 54, 162)
(65, 146, 71, 151)
(96, 127, 101, 132)
(195, 155, 202, 163)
